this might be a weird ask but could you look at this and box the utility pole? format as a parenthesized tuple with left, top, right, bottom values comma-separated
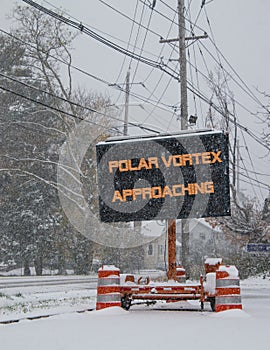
(160, 1, 208, 280)
(178, 0, 190, 278)
(168, 0, 189, 280)
(237, 139, 240, 192)
(164, 0, 189, 280)
(123, 68, 142, 232)
(178, 0, 188, 130)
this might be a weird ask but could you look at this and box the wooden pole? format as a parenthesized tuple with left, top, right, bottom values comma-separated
(167, 0, 189, 281)
(167, 219, 177, 280)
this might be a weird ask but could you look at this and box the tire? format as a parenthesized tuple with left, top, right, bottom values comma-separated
(200, 301, 204, 311)
(121, 296, 131, 310)
(209, 297, 216, 312)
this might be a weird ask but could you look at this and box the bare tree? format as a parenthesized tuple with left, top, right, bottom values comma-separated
(207, 69, 238, 189)
(0, 5, 116, 275)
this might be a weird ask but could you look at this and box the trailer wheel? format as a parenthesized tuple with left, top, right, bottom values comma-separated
(200, 301, 204, 311)
(121, 296, 131, 310)
(209, 297, 216, 312)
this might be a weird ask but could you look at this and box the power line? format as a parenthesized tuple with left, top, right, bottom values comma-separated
(186, 80, 270, 151)
(160, 35, 268, 144)
(202, 7, 270, 115)
(0, 81, 161, 135)
(138, 12, 180, 128)
(21, 0, 166, 71)
(15, 1, 270, 151)
(130, 1, 154, 86)
(237, 177, 269, 192)
(235, 168, 269, 191)
(1, 65, 267, 196)
(113, 1, 140, 106)
(98, 0, 161, 38)
(4, 71, 267, 196)
(0, 28, 178, 115)
(170, 4, 270, 121)
(0, 72, 95, 113)
(240, 129, 265, 199)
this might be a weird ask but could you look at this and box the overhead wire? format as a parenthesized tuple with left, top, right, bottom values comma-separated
(130, 1, 153, 87)
(190, 45, 258, 118)
(159, 0, 207, 36)
(16, 1, 270, 152)
(21, 0, 167, 71)
(202, 7, 270, 115)
(229, 167, 269, 191)
(92, 0, 180, 129)
(162, 39, 269, 150)
(240, 128, 265, 199)
(189, 6, 268, 196)
(113, 1, 140, 105)
(186, 4, 199, 118)
(13, 4, 229, 114)
(139, 9, 180, 128)
(0, 74, 162, 135)
(159, 26, 263, 132)
(44, 0, 171, 65)
(169, 3, 270, 127)
(22, 0, 198, 91)
(92, 0, 182, 131)
(141, 72, 176, 129)
(237, 156, 264, 196)
(0, 28, 178, 117)
(164, 34, 265, 143)
(42, 0, 157, 60)
(1, 0, 267, 200)
(136, 0, 265, 140)
(239, 178, 268, 192)
(232, 151, 257, 199)
(62, 1, 270, 194)
(97, 0, 163, 38)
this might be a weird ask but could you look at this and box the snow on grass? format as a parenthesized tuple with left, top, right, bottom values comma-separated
(0, 289, 96, 321)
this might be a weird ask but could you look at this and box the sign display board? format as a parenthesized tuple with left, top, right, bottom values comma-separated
(247, 243, 270, 253)
(96, 130, 230, 222)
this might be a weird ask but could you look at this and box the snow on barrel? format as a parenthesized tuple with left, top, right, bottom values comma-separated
(96, 265, 121, 310)
(215, 265, 242, 312)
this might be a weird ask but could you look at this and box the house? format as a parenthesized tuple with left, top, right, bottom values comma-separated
(141, 218, 220, 270)
(142, 231, 181, 270)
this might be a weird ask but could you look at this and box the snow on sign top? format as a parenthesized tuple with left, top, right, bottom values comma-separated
(96, 130, 230, 223)
(99, 265, 120, 271)
(205, 258, 223, 265)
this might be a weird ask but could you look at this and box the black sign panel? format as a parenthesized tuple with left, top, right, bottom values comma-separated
(96, 130, 230, 222)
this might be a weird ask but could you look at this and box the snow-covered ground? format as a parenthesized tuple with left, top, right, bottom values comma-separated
(0, 276, 270, 350)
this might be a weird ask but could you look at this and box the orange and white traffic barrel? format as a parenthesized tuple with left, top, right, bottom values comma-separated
(96, 265, 121, 310)
(204, 257, 222, 274)
(176, 266, 186, 283)
(215, 265, 242, 312)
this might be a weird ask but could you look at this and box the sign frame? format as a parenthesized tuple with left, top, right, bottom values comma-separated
(96, 129, 230, 223)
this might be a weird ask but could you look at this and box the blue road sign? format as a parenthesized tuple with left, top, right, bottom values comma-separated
(247, 243, 270, 253)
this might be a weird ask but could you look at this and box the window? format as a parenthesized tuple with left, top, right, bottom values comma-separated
(158, 245, 164, 255)
(200, 232, 206, 240)
(148, 244, 153, 255)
